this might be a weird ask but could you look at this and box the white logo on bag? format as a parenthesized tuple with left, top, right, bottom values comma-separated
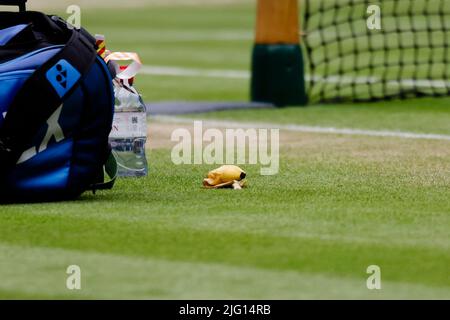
(17, 105, 65, 164)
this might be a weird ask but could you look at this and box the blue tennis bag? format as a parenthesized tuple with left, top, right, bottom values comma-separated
(0, 1, 117, 202)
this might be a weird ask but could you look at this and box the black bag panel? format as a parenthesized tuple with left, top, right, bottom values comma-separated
(67, 56, 115, 197)
(0, 12, 71, 63)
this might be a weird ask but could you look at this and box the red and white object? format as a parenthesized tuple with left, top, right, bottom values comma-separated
(105, 52, 142, 83)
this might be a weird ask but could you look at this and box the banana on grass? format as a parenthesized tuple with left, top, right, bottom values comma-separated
(203, 165, 247, 189)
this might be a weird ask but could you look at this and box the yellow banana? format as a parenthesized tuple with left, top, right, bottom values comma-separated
(203, 165, 247, 189)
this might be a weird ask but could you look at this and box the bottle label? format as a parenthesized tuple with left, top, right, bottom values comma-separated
(110, 112, 147, 139)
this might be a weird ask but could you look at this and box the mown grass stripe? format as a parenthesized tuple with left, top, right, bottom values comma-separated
(1, 243, 449, 300)
(0, 212, 448, 289)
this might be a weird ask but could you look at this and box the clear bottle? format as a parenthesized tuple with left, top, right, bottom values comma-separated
(109, 78, 148, 177)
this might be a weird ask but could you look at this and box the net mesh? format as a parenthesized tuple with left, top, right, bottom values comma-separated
(303, 0, 450, 102)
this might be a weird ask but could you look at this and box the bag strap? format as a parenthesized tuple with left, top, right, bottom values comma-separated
(0, 24, 97, 179)
(90, 151, 118, 193)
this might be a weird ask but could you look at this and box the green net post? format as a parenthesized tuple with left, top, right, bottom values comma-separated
(251, 0, 308, 107)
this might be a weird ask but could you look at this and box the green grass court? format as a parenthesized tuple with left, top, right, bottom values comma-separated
(0, 1, 449, 299)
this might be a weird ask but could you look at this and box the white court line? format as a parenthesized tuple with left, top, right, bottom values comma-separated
(154, 115, 450, 141)
(140, 65, 249, 79)
(111, 30, 252, 42)
(141, 65, 450, 88)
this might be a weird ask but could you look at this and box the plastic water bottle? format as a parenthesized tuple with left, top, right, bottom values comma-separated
(109, 73, 148, 177)
(97, 35, 148, 178)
